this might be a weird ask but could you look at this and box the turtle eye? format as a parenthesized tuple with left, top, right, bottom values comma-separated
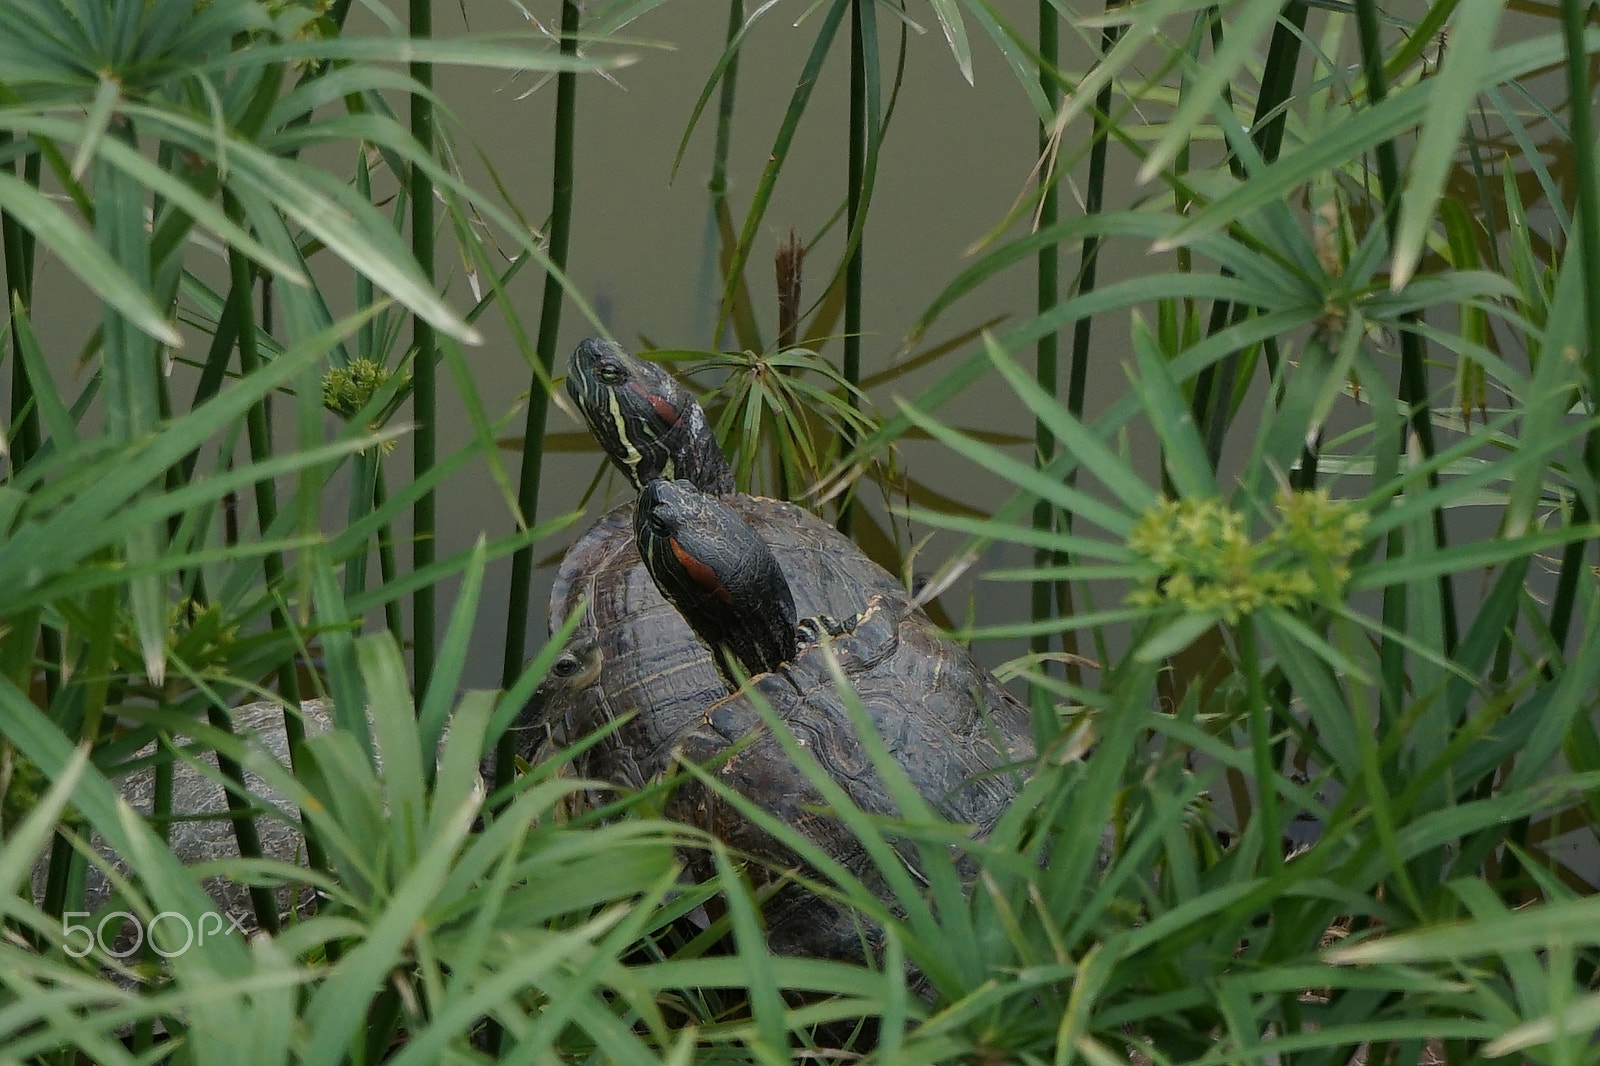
(595, 361, 627, 385)
(552, 651, 582, 678)
(647, 511, 673, 538)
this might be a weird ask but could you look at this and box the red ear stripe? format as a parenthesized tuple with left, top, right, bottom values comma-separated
(670, 537, 733, 603)
(617, 376, 681, 422)
(649, 395, 682, 425)
(627, 381, 682, 427)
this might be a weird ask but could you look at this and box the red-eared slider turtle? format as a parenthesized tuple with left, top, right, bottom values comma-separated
(531, 339, 926, 799)
(626, 478, 1033, 957)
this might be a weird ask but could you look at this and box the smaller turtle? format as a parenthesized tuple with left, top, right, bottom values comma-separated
(632, 474, 798, 687)
(630, 478, 1033, 958)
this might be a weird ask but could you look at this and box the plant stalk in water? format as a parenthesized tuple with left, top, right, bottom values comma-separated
(1, 146, 55, 708)
(1030, 1, 1062, 711)
(1548, 0, 1600, 654)
(498, 0, 583, 790)
(1062, 1, 1121, 688)
(411, 0, 438, 698)
(224, 207, 327, 892)
(838, 0, 867, 536)
(1354, 0, 1459, 694)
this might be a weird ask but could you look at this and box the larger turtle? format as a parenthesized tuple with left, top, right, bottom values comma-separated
(533, 340, 926, 786)
(531, 339, 1033, 957)
(628, 481, 1033, 960)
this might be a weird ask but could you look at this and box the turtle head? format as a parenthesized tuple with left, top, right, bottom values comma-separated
(634, 478, 796, 688)
(481, 637, 602, 782)
(511, 637, 602, 743)
(567, 338, 735, 494)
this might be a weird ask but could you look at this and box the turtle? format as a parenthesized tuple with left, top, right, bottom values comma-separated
(526, 338, 927, 798)
(622, 478, 1034, 958)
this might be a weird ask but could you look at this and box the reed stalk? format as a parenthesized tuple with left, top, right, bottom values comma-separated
(2, 148, 55, 710)
(202, 704, 280, 934)
(3, 145, 40, 467)
(1030, 3, 1062, 710)
(342, 151, 389, 632)
(410, 0, 438, 699)
(1354, 0, 1459, 687)
(702, 0, 744, 352)
(375, 470, 407, 644)
(1547, 0, 1600, 654)
(1194, 7, 1301, 466)
(1060, 2, 1121, 690)
(838, 0, 867, 536)
(1241, 616, 1280, 873)
(497, 0, 583, 791)
(710, 0, 742, 214)
(223, 211, 326, 893)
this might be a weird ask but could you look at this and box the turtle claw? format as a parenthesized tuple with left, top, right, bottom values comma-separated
(796, 614, 851, 646)
(796, 594, 892, 650)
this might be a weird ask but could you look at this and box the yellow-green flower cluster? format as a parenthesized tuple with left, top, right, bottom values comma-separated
(1127, 489, 1367, 623)
(166, 600, 239, 669)
(322, 358, 394, 419)
(114, 600, 240, 678)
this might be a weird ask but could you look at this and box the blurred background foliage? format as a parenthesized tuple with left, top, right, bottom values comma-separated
(2, 0, 1600, 1061)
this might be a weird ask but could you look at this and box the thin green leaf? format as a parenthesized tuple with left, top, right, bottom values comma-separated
(928, 0, 973, 83)
(0, 169, 180, 346)
(1389, 0, 1506, 288)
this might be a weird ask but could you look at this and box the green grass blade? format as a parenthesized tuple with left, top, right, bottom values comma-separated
(0, 170, 180, 347)
(929, 0, 973, 83)
(1389, 0, 1506, 289)
(418, 535, 488, 758)
(1130, 310, 1215, 497)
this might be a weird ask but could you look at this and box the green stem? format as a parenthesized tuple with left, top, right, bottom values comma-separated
(498, 0, 582, 791)
(1067, 10, 1117, 425)
(3, 143, 40, 465)
(1548, 0, 1600, 653)
(1241, 618, 1280, 874)
(837, 0, 866, 536)
(42, 583, 120, 927)
(223, 209, 325, 892)
(410, 0, 437, 700)
(1354, 0, 1459, 657)
(344, 454, 378, 604)
(1252, 4, 1308, 165)
(1030, 1, 1061, 712)
(1198, 5, 1304, 471)
(375, 467, 406, 645)
(203, 705, 280, 935)
(710, 0, 742, 208)
(209, 243, 295, 934)
(1046, 0, 1121, 694)
(2, 148, 56, 708)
